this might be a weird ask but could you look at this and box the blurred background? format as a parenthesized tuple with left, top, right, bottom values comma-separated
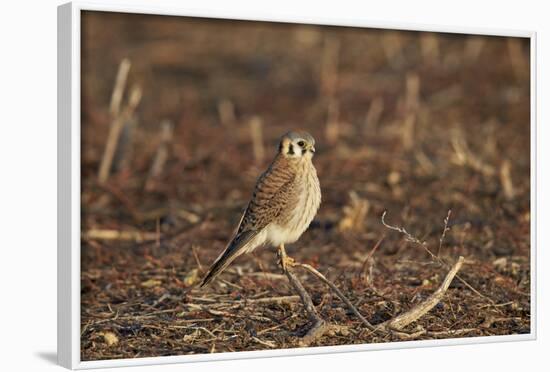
(80, 11, 531, 360)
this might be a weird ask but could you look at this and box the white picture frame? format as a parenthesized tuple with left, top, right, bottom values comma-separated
(57, 1, 537, 369)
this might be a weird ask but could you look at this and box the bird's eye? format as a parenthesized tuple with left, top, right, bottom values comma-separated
(297, 141, 305, 147)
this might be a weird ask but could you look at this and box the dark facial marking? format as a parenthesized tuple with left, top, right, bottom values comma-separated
(287, 143, 295, 155)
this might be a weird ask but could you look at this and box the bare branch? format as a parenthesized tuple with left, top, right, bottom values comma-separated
(381, 210, 426, 246)
(438, 209, 452, 256)
(98, 84, 142, 184)
(277, 245, 328, 346)
(296, 263, 377, 332)
(249, 116, 265, 164)
(381, 211, 502, 313)
(109, 58, 131, 117)
(383, 256, 464, 331)
(145, 120, 174, 191)
(358, 235, 384, 285)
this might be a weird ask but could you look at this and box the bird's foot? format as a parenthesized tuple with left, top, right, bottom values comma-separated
(277, 245, 296, 272)
(281, 255, 296, 271)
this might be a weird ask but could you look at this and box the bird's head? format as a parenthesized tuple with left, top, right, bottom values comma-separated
(278, 131, 316, 160)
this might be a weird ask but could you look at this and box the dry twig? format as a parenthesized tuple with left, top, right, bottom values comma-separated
(217, 99, 236, 126)
(246, 295, 300, 305)
(272, 230, 469, 343)
(438, 210, 452, 256)
(84, 228, 158, 242)
(450, 128, 495, 176)
(381, 211, 503, 313)
(382, 256, 464, 331)
(320, 35, 341, 144)
(325, 98, 340, 145)
(364, 97, 384, 133)
(358, 235, 385, 285)
(277, 245, 328, 346)
(145, 120, 174, 191)
(98, 84, 143, 184)
(500, 160, 516, 200)
(109, 58, 131, 117)
(249, 116, 265, 164)
(296, 263, 376, 332)
(420, 33, 440, 65)
(338, 191, 370, 232)
(381, 32, 404, 68)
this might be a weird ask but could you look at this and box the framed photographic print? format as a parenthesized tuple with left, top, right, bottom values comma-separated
(57, 1, 536, 369)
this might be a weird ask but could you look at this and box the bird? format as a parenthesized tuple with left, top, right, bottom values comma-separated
(200, 130, 321, 287)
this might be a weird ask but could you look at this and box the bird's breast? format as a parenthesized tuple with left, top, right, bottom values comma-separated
(267, 162, 321, 247)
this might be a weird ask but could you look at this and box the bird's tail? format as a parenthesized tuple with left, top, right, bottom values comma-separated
(199, 230, 256, 287)
(199, 249, 241, 287)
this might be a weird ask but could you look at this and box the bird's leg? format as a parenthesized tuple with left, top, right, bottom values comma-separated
(277, 244, 295, 271)
(277, 244, 327, 346)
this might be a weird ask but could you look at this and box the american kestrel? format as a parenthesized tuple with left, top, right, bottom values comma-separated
(200, 131, 321, 287)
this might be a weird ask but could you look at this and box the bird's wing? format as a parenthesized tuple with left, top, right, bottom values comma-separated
(200, 157, 296, 287)
(238, 157, 297, 234)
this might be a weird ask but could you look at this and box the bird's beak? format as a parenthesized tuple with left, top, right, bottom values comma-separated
(309, 145, 316, 153)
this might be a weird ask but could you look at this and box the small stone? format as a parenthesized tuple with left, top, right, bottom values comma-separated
(387, 171, 401, 185)
(337, 326, 350, 337)
(492, 257, 507, 271)
(510, 262, 520, 277)
(101, 331, 119, 346)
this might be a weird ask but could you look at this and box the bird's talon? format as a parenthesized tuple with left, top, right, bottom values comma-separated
(279, 254, 295, 271)
(284, 256, 295, 268)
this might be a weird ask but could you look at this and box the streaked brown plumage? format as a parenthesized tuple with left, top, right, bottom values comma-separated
(200, 131, 321, 287)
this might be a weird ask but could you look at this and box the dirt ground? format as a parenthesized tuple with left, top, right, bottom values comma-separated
(80, 11, 531, 361)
